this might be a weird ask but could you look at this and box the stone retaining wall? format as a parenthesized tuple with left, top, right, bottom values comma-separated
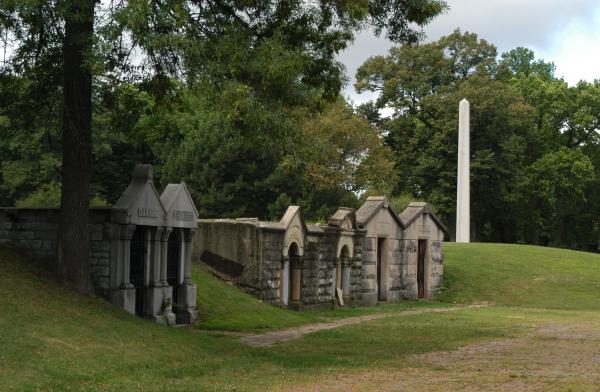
(0, 208, 115, 296)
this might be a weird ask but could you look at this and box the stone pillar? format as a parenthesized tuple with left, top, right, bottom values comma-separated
(160, 227, 173, 286)
(280, 257, 289, 306)
(362, 237, 378, 306)
(335, 258, 342, 289)
(149, 227, 164, 287)
(183, 229, 193, 285)
(341, 258, 350, 295)
(109, 224, 136, 314)
(147, 227, 173, 325)
(155, 227, 176, 325)
(175, 229, 197, 324)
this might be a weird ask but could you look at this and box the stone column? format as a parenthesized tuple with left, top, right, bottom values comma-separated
(335, 258, 342, 289)
(147, 227, 172, 324)
(109, 224, 136, 314)
(175, 228, 197, 324)
(280, 257, 289, 305)
(341, 258, 350, 295)
(149, 227, 164, 288)
(183, 229, 194, 285)
(120, 224, 136, 289)
(160, 227, 173, 286)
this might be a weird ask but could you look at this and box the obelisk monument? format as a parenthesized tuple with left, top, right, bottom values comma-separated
(456, 98, 470, 243)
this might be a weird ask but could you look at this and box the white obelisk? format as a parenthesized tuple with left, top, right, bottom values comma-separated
(456, 99, 470, 243)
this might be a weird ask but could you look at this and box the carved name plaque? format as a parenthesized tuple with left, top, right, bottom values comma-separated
(137, 207, 157, 218)
(376, 222, 390, 235)
(172, 210, 194, 222)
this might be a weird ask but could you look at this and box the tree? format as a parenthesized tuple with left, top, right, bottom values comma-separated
(1, 1, 449, 291)
(356, 31, 537, 241)
(57, 0, 95, 293)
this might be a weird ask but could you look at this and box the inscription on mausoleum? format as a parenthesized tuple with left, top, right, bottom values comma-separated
(137, 207, 157, 218)
(173, 210, 194, 222)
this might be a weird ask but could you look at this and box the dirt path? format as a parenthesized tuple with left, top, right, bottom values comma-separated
(240, 304, 490, 347)
(286, 318, 600, 391)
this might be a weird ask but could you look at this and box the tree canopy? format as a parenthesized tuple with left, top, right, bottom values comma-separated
(356, 30, 599, 251)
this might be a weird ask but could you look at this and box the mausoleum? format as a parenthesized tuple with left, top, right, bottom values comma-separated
(356, 196, 406, 305)
(0, 164, 198, 325)
(398, 202, 447, 298)
(193, 206, 366, 308)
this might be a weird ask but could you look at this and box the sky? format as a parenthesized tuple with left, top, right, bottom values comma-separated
(339, 0, 600, 105)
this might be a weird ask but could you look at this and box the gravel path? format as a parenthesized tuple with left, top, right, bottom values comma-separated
(240, 304, 490, 347)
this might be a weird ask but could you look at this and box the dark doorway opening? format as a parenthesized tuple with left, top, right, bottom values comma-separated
(417, 239, 426, 298)
(377, 238, 385, 301)
(167, 230, 181, 309)
(130, 227, 146, 316)
(289, 242, 301, 304)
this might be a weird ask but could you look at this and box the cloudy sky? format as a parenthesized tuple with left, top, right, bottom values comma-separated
(339, 0, 600, 105)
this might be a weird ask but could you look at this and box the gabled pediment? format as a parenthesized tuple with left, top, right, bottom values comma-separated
(280, 206, 307, 256)
(327, 207, 357, 230)
(112, 164, 167, 227)
(161, 183, 199, 228)
(356, 196, 404, 229)
(399, 202, 448, 234)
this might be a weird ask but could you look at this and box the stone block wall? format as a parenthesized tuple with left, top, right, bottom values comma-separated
(361, 237, 378, 305)
(259, 230, 285, 305)
(386, 238, 405, 301)
(0, 207, 115, 297)
(194, 219, 263, 290)
(349, 236, 365, 304)
(302, 233, 337, 308)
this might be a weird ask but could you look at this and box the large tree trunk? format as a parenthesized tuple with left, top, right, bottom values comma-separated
(58, 0, 95, 294)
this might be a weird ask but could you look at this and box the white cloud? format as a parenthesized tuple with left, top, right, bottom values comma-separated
(339, 0, 600, 103)
(537, 7, 600, 85)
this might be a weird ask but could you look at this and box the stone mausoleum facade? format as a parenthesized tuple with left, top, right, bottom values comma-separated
(194, 206, 366, 309)
(0, 164, 198, 325)
(0, 160, 447, 315)
(399, 202, 447, 299)
(193, 197, 447, 308)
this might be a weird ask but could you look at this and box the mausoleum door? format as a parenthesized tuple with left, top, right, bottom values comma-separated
(280, 259, 290, 306)
(417, 239, 426, 298)
(377, 238, 384, 301)
(167, 230, 181, 308)
(288, 243, 301, 303)
(130, 227, 147, 316)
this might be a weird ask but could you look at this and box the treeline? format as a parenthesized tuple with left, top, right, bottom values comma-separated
(0, 6, 598, 252)
(357, 30, 600, 251)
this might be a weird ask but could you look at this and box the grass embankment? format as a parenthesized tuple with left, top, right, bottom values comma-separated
(1, 243, 600, 390)
(441, 242, 600, 309)
(194, 264, 446, 332)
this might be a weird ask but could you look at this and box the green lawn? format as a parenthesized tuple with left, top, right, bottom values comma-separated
(440, 242, 600, 309)
(2, 243, 600, 390)
(194, 264, 445, 332)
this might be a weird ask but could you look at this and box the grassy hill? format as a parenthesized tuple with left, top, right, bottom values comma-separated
(440, 243, 600, 309)
(2, 243, 600, 390)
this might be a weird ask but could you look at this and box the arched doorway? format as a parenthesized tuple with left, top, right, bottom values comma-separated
(129, 227, 147, 316)
(167, 230, 181, 309)
(340, 245, 350, 296)
(288, 242, 302, 305)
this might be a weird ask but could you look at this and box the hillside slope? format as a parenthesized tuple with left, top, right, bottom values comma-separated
(2, 243, 600, 390)
(440, 243, 600, 309)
